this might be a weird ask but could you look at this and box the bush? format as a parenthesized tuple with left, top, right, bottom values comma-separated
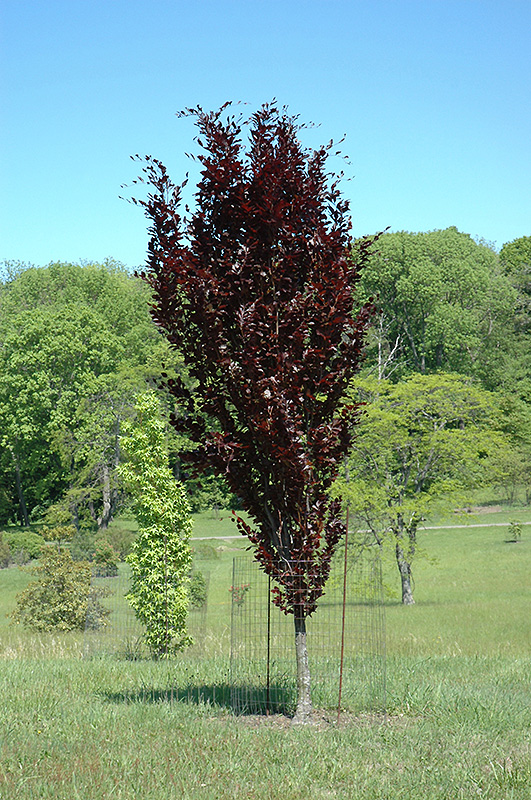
(42, 502, 76, 528)
(191, 542, 220, 561)
(3, 530, 46, 562)
(41, 524, 76, 545)
(95, 526, 136, 560)
(11, 546, 111, 632)
(508, 520, 523, 542)
(91, 540, 119, 577)
(0, 533, 11, 568)
(84, 587, 112, 630)
(189, 569, 207, 609)
(71, 529, 97, 562)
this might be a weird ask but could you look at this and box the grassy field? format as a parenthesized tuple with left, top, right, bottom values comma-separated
(0, 501, 530, 799)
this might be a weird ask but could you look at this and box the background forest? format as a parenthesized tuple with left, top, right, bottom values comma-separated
(1, 227, 530, 567)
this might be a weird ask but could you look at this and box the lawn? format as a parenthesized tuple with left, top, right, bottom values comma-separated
(0, 500, 530, 799)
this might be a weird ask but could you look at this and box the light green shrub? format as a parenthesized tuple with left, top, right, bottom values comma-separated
(189, 569, 207, 609)
(119, 392, 193, 658)
(11, 546, 111, 631)
(91, 540, 119, 577)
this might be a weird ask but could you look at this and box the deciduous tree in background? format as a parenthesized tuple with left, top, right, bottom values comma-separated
(500, 235, 531, 333)
(356, 228, 516, 386)
(0, 261, 159, 527)
(337, 373, 509, 604)
(133, 103, 373, 721)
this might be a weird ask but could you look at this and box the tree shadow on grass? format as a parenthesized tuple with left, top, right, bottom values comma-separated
(100, 682, 296, 716)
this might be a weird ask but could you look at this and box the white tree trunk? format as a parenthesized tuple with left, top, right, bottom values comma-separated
(97, 464, 112, 530)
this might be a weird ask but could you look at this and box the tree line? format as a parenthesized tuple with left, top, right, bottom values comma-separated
(1, 230, 529, 537)
(0, 259, 232, 536)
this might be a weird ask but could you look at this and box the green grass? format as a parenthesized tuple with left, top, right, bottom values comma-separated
(383, 525, 531, 657)
(428, 506, 531, 528)
(0, 655, 529, 799)
(190, 509, 251, 540)
(104, 508, 251, 542)
(1, 498, 530, 799)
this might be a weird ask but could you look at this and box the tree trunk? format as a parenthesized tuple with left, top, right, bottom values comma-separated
(395, 541, 415, 605)
(394, 513, 417, 605)
(98, 435, 121, 530)
(292, 612, 312, 724)
(97, 464, 119, 530)
(72, 503, 80, 533)
(97, 464, 112, 529)
(11, 450, 30, 527)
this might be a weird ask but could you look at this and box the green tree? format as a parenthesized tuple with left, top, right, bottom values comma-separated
(490, 392, 531, 504)
(499, 236, 531, 333)
(54, 371, 136, 531)
(488, 231, 531, 500)
(119, 392, 193, 657)
(357, 228, 516, 386)
(496, 237, 531, 410)
(0, 304, 123, 524)
(0, 261, 160, 526)
(337, 373, 509, 604)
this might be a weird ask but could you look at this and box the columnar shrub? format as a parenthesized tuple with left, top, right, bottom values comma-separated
(119, 392, 193, 657)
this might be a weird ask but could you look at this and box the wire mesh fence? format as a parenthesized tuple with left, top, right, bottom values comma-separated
(83, 542, 385, 719)
(229, 544, 386, 717)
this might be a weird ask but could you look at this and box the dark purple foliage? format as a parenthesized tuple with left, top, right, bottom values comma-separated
(133, 103, 373, 616)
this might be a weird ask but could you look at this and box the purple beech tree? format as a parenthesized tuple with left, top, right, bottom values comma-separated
(132, 103, 373, 722)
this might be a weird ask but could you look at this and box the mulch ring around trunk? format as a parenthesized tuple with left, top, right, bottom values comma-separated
(234, 710, 408, 730)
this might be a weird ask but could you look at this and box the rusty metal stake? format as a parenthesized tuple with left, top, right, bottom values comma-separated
(337, 503, 349, 724)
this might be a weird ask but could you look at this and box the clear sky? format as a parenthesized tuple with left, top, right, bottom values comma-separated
(1, 0, 530, 269)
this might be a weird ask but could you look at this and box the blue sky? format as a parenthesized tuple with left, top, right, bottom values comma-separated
(1, 0, 530, 269)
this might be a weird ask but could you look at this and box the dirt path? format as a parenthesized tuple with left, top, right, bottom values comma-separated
(192, 519, 531, 540)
